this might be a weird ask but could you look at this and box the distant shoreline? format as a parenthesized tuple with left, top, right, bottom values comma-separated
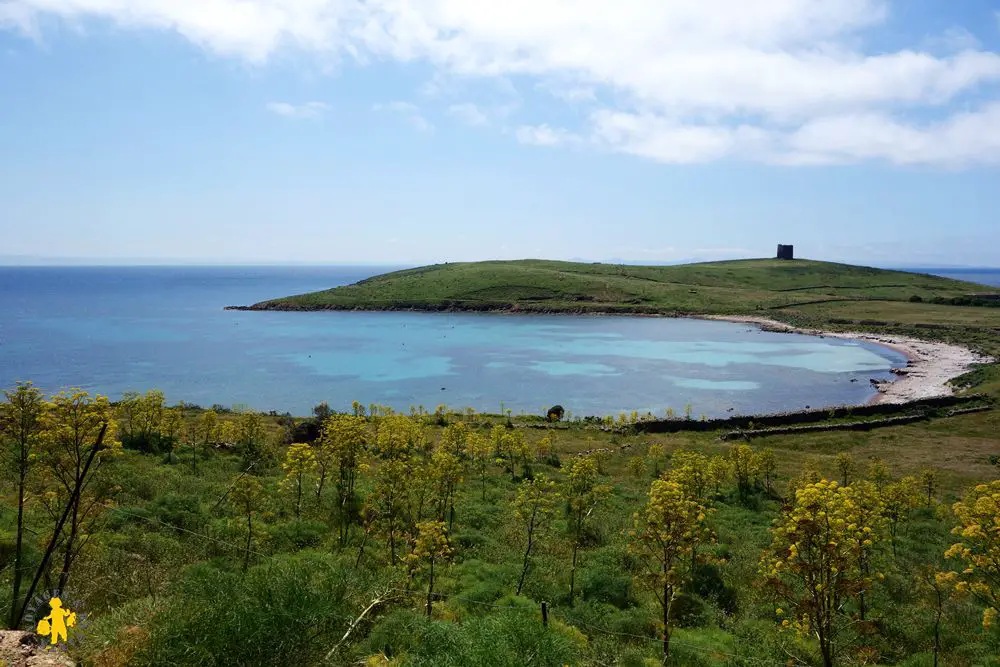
(704, 315, 993, 405)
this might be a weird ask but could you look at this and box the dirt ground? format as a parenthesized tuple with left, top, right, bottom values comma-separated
(0, 632, 73, 667)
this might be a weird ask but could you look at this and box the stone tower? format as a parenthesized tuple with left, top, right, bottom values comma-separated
(776, 244, 794, 260)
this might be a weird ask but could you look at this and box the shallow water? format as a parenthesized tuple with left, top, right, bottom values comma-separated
(0, 266, 908, 417)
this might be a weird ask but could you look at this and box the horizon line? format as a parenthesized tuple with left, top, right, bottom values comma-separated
(2, 258, 999, 271)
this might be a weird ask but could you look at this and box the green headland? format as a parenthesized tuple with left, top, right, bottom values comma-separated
(238, 258, 998, 316)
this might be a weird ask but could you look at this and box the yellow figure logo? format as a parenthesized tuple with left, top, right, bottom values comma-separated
(35, 597, 77, 645)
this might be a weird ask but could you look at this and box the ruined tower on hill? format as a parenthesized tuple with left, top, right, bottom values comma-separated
(776, 244, 794, 260)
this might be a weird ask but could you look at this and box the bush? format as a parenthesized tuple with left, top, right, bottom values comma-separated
(450, 559, 517, 609)
(290, 419, 322, 444)
(580, 549, 636, 609)
(362, 608, 585, 666)
(689, 563, 738, 615)
(671, 593, 710, 628)
(269, 520, 328, 552)
(909, 295, 924, 303)
(138, 552, 354, 666)
(149, 493, 207, 533)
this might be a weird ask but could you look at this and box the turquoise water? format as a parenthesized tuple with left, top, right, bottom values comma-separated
(0, 266, 910, 417)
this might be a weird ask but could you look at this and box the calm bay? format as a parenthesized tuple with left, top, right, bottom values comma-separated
(4, 265, 991, 417)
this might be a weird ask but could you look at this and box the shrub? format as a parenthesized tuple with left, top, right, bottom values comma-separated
(689, 563, 738, 615)
(268, 520, 328, 552)
(671, 593, 710, 628)
(149, 493, 207, 533)
(580, 549, 636, 609)
(363, 609, 585, 666)
(138, 552, 353, 666)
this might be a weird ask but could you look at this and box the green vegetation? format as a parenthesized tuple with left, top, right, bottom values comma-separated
(245, 258, 996, 316)
(3, 386, 1000, 666)
(4, 258, 1000, 665)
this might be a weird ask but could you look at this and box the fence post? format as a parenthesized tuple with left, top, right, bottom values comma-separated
(541, 601, 548, 628)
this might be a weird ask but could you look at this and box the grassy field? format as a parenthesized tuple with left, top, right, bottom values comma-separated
(4, 402, 999, 666)
(246, 259, 997, 316)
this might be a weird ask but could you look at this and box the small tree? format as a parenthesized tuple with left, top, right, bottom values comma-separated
(312, 401, 332, 422)
(465, 432, 492, 501)
(537, 433, 554, 461)
(192, 409, 219, 474)
(408, 521, 452, 617)
(729, 444, 760, 501)
(41, 390, 122, 593)
(920, 468, 939, 507)
(762, 479, 877, 667)
(370, 459, 412, 564)
(629, 479, 709, 663)
(920, 568, 958, 667)
(279, 443, 317, 520)
(627, 456, 647, 479)
(438, 422, 468, 457)
(835, 453, 856, 487)
(945, 480, 1000, 630)
(841, 480, 886, 621)
(116, 390, 167, 452)
(880, 476, 919, 557)
(238, 410, 269, 469)
(230, 475, 264, 572)
(430, 448, 462, 530)
(1, 382, 46, 629)
(489, 424, 507, 460)
(867, 457, 890, 491)
(648, 443, 665, 476)
(668, 450, 710, 501)
(758, 448, 777, 495)
(319, 414, 368, 544)
(501, 430, 527, 481)
(566, 456, 611, 604)
(161, 408, 182, 463)
(703, 456, 729, 495)
(512, 475, 559, 595)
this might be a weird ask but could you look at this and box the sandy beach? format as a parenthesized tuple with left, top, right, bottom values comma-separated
(706, 315, 994, 405)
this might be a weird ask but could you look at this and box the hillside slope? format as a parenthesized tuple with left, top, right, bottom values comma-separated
(237, 258, 996, 316)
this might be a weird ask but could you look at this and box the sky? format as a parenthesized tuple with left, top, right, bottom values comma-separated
(1, 0, 999, 267)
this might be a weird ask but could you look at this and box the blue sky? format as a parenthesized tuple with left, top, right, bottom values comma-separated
(2, 1, 999, 266)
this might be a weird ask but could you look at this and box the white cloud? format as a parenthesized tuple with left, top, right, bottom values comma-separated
(266, 101, 329, 119)
(589, 110, 771, 164)
(4, 1, 1000, 166)
(374, 100, 433, 133)
(515, 124, 578, 147)
(924, 27, 981, 53)
(785, 104, 1000, 167)
(537, 83, 596, 103)
(447, 102, 488, 126)
(447, 101, 518, 126)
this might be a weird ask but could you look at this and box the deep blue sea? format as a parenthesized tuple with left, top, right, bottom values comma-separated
(920, 269, 1000, 288)
(2, 265, 995, 418)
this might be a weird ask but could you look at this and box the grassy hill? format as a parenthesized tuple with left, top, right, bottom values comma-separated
(242, 258, 996, 316)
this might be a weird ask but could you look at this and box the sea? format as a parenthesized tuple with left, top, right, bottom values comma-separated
(1, 266, 996, 418)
